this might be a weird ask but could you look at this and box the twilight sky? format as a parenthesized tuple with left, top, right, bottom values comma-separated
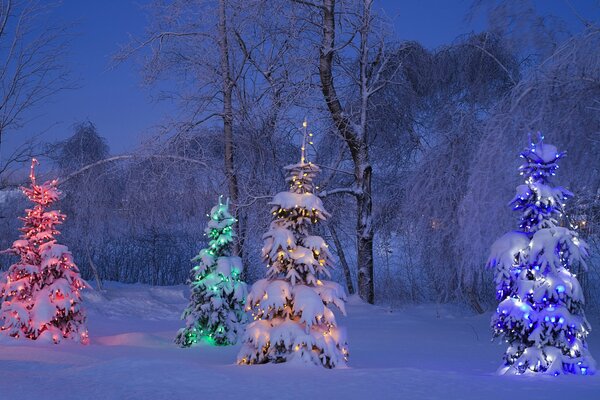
(3, 0, 598, 156)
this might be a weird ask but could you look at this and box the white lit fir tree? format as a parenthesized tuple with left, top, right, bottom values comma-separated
(175, 196, 247, 346)
(237, 132, 349, 368)
(0, 159, 89, 344)
(488, 135, 595, 375)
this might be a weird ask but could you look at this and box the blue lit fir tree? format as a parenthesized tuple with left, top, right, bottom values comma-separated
(175, 197, 247, 346)
(488, 135, 596, 375)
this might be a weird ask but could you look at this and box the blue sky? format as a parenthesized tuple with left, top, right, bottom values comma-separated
(3, 0, 598, 155)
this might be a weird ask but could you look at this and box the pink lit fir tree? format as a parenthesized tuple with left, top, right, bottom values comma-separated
(0, 159, 89, 344)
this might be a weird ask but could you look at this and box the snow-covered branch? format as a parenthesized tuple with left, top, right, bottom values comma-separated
(59, 155, 208, 186)
(318, 186, 361, 198)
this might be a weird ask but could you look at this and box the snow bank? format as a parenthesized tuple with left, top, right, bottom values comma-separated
(0, 282, 598, 399)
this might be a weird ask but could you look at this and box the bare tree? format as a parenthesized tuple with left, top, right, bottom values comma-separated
(47, 124, 214, 286)
(50, 121, 110, 290)
(217, 0, 241, 254)
(118, 0, 307, 277)
(116, 0, 249, 257)
(0, 0, 72, 178)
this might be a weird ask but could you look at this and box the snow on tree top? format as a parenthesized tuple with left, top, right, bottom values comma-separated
(529, 227, 588, 272)
(292, 285, 327, 328)
(283, 161, 320, 173)
(290, 245, 317, 267)
(487, 231, 529, 270)
(521, 142, 564, 164)
(22, 182, 61, 205)
(270, 192, 330, 216)
(302, 235, 329, 251)
(207, 213, 235, 230)
(12, 239, 28, 248)
(284, 161, 321, 194)
(262, 227, 295, 257)
(204, 196, 236, 233)
(215, 256, 243, 276)
(40, 242, 71, 259)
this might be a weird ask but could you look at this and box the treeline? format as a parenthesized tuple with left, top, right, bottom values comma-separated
(1, 0, 599, 311)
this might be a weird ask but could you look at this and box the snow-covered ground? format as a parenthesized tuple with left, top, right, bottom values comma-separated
(0, 282, 599, 399)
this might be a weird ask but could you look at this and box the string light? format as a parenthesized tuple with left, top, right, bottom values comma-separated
(237, 121, 348, 368)
(0, 159, 88, 345)
(175, 196, 247, 347)
(491, 136, 595, 376)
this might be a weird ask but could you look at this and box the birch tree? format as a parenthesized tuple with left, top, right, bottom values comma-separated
(292, 0, 394, 303)
(117, 0, 245, 257)
(119, 0, 302, 269)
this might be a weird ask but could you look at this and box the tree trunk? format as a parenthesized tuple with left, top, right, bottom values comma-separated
(356, 162, 374, 303)
(328, 224, 355, 294)
(317, 0, 375, 303)
(86, 243, 103, 291)
(467, 288, 485, 314)
(218, 0, 243, 260)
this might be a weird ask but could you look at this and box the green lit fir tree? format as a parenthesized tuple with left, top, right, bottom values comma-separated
(175, 196, 247, 346)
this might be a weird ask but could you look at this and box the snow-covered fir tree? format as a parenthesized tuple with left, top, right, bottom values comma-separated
(488, 135, 595, 375)
(237, 143, 349, 368)
(0, 159, 89, 344)
(175, 196, 247, 346)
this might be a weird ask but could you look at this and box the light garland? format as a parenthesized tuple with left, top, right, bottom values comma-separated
(175, 196, 247, 347)
(237, 120, 349, 368)
(0, 159, 89, 344)
(490, 135, 595, 375)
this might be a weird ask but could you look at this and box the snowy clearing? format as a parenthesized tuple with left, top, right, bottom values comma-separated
(0, 282, 599, 400)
